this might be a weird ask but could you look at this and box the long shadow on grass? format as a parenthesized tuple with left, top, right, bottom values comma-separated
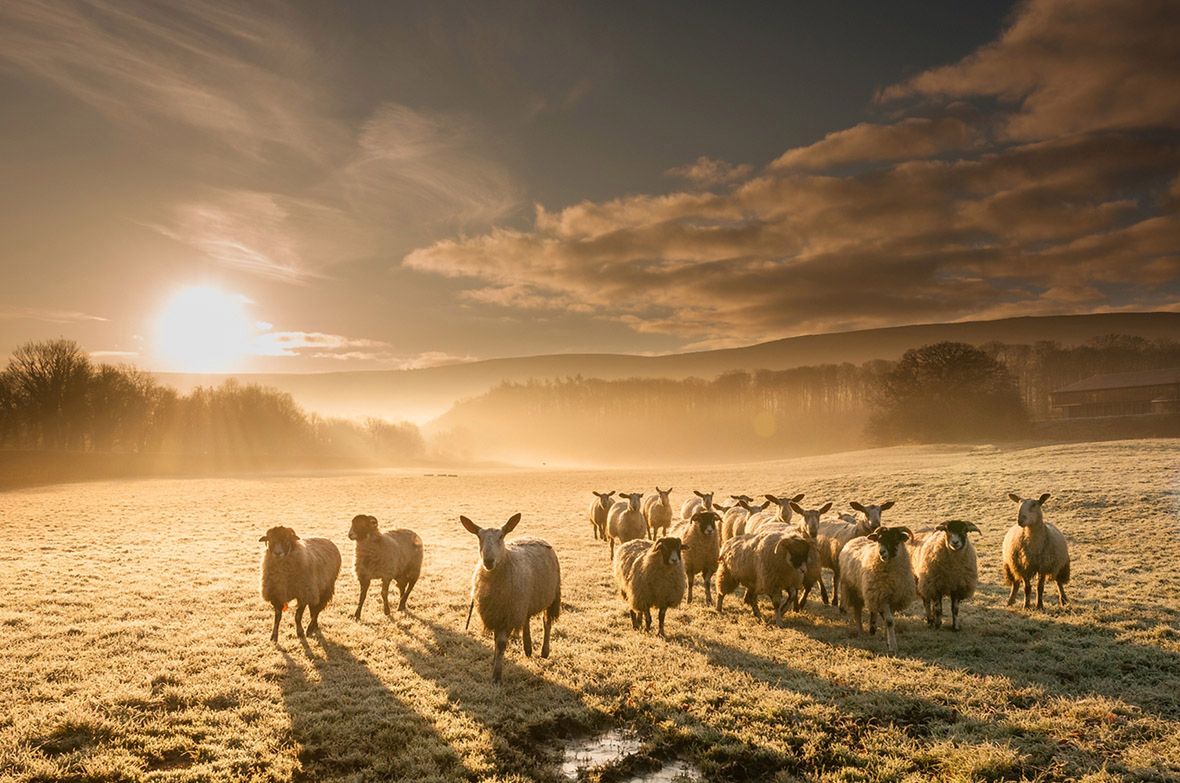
(395, 619, 598, 781)
(280, 636, 475, 782)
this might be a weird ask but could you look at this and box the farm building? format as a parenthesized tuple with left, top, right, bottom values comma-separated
(1049, 368, 1180, 419)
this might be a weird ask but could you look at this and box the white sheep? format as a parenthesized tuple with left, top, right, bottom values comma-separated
(722, 499, 769, 542)
(612, 536, 687, 636)
(347, 514, 423, 618)
(607, 491, 647, 560)
(1003, 493, 1070, 609)
(912, 520, 980, 630)
(259, 526, 342, 642)
(715, 530, 812, 627)
(461, 513, 561, 684)
(588, 491, 616, 541)
(642, 486, 675, 540)
(679, 490, 715, 522)
(671, 509, 721, 606)
(786, 500, 832, 608)
(746, 493, 805, 534)
(814, 501, 893, 608)
(838, 526, 916, 654)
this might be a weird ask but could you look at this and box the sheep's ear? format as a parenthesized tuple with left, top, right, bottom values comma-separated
(1037, 493, 1051, 506)
(934, 522, 948, 532)
(758, 501, 771, 510)
(897, 527, 914, 541)
(502, 513, 522, 533)
(788, 501, 804, 515)
(764, 494, 780, 504)
(850, 501, 866, 513)
(1008, 493, 1022, 504)
(460, 516, 480, 535)
(964, 522, 982, 534)
(819, 502, 832, 514)
(694, 490, 705, 499)
(666, 487, 673, 493)
(606, 491, 616, 497)
(292, 533, 300, 540)
(866, 530, 881, 541)
(879, 501, 894, 511)
(791, 493, 805, 503)
(258, 534, 268, 542)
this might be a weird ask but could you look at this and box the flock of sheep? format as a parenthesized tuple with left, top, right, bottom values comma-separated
(255, 487, 1070, 683)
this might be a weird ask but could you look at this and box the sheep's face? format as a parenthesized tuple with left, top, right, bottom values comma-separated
(767, 493, 805, 521)
(622, 492, 643, 511)
(691, 510, 720, 538)
(656, 487, 673, 506)
(652, 537, 684, 566)
(1010, 493, 1050, 527)
(741, 500, 770, 514)
(461, 513, 521, 571)
(788, 502, 832, 539)
(850, 500, 894, 530)
(592, 491, 615, 511)
(775, 536, 812, 569)
(348, 514, 379, 541)
(693, 490, 714, 509)
(730, 494, 755, 504)
(936, 520, 980, 551)
(866, 526, 912, 562)
(259, 526, 299, 557)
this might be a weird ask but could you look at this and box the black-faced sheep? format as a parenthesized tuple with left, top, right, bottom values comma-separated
(912, 520, 980, 630)
(671, 510, 721, 606)
(347, 514, 423, 619)
(612, 536, 687, 636)
(716, 531, 812, 627)
(642, 487, 675, 540)
(588, 491, 616, 541)
(607, 492, 647, 559)
(259, 526, 342, 642)
(1003, 493, 1070, 609)
(838, 526, 915, 654)
(461, 513, 561, 684)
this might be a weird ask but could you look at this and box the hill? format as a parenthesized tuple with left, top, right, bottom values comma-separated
(156, 312, 1180, 422)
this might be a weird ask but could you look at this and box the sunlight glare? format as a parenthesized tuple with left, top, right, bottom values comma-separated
(154, 286, 255, 372)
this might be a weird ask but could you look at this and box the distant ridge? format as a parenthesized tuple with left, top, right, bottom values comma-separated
(156, 312, 1180, 422)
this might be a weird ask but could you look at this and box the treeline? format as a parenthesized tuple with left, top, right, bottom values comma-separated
(431, 336, 1180, 463)
(0, 340, 424, 464)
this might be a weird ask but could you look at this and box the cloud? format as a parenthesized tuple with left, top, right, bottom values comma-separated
(404, 0, 1180, 345)
(666, 156, 754, 187)
(879, 0, 1180, 140)
(0, 306, 107, 323)
(252, 331, 389, 359)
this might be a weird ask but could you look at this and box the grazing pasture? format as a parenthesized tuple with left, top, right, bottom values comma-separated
(1, 440, 1179, 782)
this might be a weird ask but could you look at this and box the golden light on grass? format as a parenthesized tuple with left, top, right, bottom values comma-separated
(153, 286, 255, 372)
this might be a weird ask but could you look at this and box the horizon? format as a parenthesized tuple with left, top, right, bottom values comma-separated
(3, 0, 1179, 375)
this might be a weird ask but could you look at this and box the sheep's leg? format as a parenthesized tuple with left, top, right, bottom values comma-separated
(657, 607, 668, 637)
(703, 571, 714, 608)
(932, 596, 942, 630)
(745, 592, 763, 622)
(868, 611, 878, 636)
(492, 630, 507, 684)
(643, 609, 652, 631)
(923, 597, 934, 626)
(1007, 578, 1020, 606)
(950, 595, 961, 631)
(831, 567, 840, 608)
(686, 573, 694, 604)
(381, 578, 392, 616)
(819, 577, 829, 606)
(850, 605, 863, 637)
(270, 604, 282, 642)
(797, 585, 811, 609)
(1036, 574, 1046, 610)
(307, 603, 321, 635)
(522, 621, 533, 657)
(398, 578, 416, 611)
(609, 539, 615, 561)
(355, 579, 370, 620)
(630, 610, 641, 630)
(541, 612, 552, 658)
(771, 591, 785, 627)
(1056, 580, 1068, 606)
(294, 603, 307, 638)
(882, 606, 897, 654)
(1023, 579, 1032, 609)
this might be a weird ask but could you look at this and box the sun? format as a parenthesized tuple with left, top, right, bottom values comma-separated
(154, 286, 256, 372)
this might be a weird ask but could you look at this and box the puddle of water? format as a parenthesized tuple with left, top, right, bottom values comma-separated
(559, 729, 702, 782)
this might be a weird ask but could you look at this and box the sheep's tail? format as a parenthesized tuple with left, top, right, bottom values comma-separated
(547, 581, 562, 623)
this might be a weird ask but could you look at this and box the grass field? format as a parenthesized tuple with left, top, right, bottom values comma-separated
(2, 440, 1179, 782)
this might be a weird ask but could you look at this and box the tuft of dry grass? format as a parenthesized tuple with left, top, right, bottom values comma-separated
(1, 440, 1178, 782)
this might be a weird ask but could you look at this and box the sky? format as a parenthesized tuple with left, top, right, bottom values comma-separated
(0, 0, 1178, 372)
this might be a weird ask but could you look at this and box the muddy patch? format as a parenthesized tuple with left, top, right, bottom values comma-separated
(559, 728, 702, 782)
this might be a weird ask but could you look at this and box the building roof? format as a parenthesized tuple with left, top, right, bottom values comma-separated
(1053, 367, 1180, 394)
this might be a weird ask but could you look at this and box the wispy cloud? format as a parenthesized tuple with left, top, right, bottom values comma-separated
(0, 305, 107, 323)
(404, 0, 1180, 345)
(666, 156, 752, 187)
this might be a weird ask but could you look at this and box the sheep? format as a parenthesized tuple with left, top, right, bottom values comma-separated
(671, 509, 721, 606)
(814, 500, 894, 608)
(347, 514, 423, 619)
(746, 493, 805, 534)
(722, 499, 769, 542)
(612, 536, 687, 636)
(1003, 493, 1070, 609)
(679, 490, 715, 522)
(838, 526, 916, 654)
(642, 487, 675, 540)
(259, 526, 342, 642)
(911, 520, 980, 630)
(461, 513, 561, 684)
(588, 491, 616, 541)
(607, 492, 647, 560)
(786, 500, 832, 608)
(715, 530, 812, 627)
